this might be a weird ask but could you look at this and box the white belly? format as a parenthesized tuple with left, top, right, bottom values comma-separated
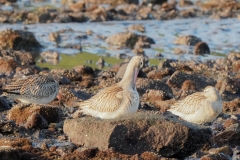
(82, 91, 139, 119)
(18, 91, 58, 104)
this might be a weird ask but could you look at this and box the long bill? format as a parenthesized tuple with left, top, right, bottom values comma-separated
(132, 68, 139, 90)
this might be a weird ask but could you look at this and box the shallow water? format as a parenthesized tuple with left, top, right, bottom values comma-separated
(1, 17, 238, 69)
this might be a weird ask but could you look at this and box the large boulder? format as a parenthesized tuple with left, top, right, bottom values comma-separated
(64, 112, 211, 159)
(0, 29, 42, 51)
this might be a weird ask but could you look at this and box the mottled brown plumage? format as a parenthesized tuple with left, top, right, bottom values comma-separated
(2, 74, 59, 104)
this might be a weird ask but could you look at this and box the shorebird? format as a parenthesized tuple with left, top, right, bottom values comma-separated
(167, 86, 222, 124)
(75, 56, 144, 119)
(1, 74, 59, 104)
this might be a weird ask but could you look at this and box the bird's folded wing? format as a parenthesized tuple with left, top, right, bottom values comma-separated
(2, 78, 28, 93)
(80, 85, 123, 112)
(169, 93, 206, 114)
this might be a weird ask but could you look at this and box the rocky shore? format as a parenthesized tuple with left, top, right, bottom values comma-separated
(0, 42, 240, 159)
(0, 0, 240, 24)
(0, 0, 240, 159)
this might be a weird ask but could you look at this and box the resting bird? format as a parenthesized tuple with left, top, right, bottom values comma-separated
(167, 86, 222, 124)
(75, 56, 144, 119)
(1, 74, 59, 104)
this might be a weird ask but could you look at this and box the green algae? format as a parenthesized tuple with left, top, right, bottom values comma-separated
(211, 51, 226, 57)
(36, 52, 161, 70)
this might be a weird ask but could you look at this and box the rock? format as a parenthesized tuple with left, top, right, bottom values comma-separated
(178, 0, 193, 7)
(136, 78, 173, 96)
(140, 151, 161, 159)
(181, 80, 196, 92)
(64, 112, 211, 159)
(223, 118, 240, 129)
(167, 71, 214, 90)
(15, 65, 39, 77)
(64, 147, 98, 159)
(0, 97, 10, 111)
(223, 98, 240, 113)
(27, 12, 51, 23)
(174, 48, 186, 54)
(132, 47, 145, 55)
(194, 42, 211, 55)
(232, 60, 240, 72)
(0, 50, 34, 65)
(0, 15, 8, 23)
(96, 58, 105, 69)
(149, 99, 176, 113)
(0, 137, 31, 147)
(49, 32, 61, 43)
(0, 0, 17, 3)
(0, 29, 42, 51)
(92, 6, 107, 21)
(56, 142, 77, 156)
(158, 59, 174, 69)
(0, 147, 20, 160)
(50, 73, 71, 85)
(0, 120, 15, 134)
(86, 30, 93, 36)
(227, 52, 240, 62)
(232, 146, 240, 160)
(129, 24, 145, 32)
(106, 32, 154, 49)
(74, 65, 94, 76)
(34, 129, 55, 139)
(69, 12, 87, 22)
(142, 0, 167, 5)
(8, 104, 59, 128)
(147, 68, 174, 80)
(208, 145, 233, 156)
(0, 58, 17, 75)
(57, 86, 91, 107)
(51, 69, 82, 81)
(24, 112, 48, 129)
(134, 37, 151, 48)
(142, 89, 172, 102)
(174, 35, 202, 46)
(55, 14, 72, 23)
(84, 0, 139, 5)
(69, 1, 85, 12)
(212, 124, 240, 148)
(200, 153, 231, 160)
(40, 50, 59, 59)
(106, 32, 139, 48)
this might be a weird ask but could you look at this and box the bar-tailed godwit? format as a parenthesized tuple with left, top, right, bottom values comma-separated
(168, 86, 222, 124)
(76, 56, 144, 119)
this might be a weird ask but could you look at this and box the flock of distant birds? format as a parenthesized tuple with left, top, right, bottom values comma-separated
(1, 56, 223, 124)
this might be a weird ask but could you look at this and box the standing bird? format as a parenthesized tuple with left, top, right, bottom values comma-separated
(1, 74, 59, 104)
(75, 56, 144, 119)
(167, 86, 222, 124)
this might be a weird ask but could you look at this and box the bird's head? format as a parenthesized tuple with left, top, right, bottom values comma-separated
(203, 86, 221, 101)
